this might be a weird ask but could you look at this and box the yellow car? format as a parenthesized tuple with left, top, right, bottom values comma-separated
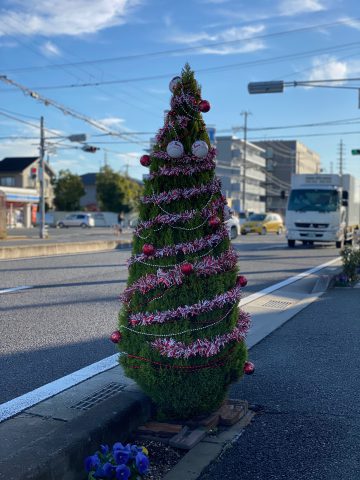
(241, 213, 284, 235)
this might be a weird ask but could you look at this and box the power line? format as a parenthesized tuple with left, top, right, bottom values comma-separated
(2, 17, 358, 73)
(3, 41, 360, 93)
(0, 75, 149, 146)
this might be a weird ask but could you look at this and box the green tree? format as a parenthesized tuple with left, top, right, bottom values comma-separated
(53, 170, 85, 211)
(96, 166, 142, 213)
(117, 65, 249, 420)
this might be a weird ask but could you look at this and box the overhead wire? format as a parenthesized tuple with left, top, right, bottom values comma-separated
(2, 16, 358, 73)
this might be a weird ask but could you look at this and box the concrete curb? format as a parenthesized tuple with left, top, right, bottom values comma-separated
(0, 240, 132, 260)
(0, 386, 152, 480)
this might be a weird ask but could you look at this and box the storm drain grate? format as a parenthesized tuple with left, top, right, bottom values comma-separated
(70, 382, 126, 411)
(261, 299, 295, 310)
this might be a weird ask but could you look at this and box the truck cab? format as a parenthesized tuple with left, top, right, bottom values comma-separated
(285, 174, 359, 248)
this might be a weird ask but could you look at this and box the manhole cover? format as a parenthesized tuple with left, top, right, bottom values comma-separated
(261, 299, 294, 309)
(70, 382, 126, 411)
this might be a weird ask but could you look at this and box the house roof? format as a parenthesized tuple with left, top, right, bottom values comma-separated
(0, 157, 56, 177)
(0, 157, 39, 172)
(80, 173, 97, 186)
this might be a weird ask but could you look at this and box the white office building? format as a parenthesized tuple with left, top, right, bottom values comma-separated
(215, 136, 266, 214)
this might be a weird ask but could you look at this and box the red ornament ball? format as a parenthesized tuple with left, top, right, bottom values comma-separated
(237, 275, 248, 287)
(199, 100, 211, 113)
(181, 263, 193, 275)
(110, 330, 122, 344)
(243, 361, 255, 375)
(142, 244, 155, 256)
(209, 216, 221, 228)
(140, 155, 151, 167)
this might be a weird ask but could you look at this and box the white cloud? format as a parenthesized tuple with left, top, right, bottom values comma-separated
(0, 138, 39, 159)
(39, 41, 61, 57)
(338, 16, 360, 30)
(0, 0, 142, 37)
(97, 117, 125, 128)
(168, 25, 266, 55)
(278, 0, 325, 16)
(307, 56, 348, 83)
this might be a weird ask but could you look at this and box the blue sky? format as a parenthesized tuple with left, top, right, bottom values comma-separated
(1, 0, 360, 181)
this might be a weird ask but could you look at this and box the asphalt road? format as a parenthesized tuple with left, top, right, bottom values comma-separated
(0, 234, 340, 404)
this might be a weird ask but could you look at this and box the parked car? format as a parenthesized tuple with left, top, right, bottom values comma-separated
(57, 213, 95, 228)
(241, 213, 283, 235)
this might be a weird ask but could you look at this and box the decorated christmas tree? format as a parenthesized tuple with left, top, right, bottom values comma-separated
(113, 64, 251, 420)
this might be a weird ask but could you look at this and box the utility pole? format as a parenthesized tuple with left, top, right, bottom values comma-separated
(39, 116, 47, 239)
(241, 111, 251, 212)
(338, 139, 344, 177)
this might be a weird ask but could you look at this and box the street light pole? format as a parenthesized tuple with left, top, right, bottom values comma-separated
(39, 116, 47, 239)
(241, 111, 251, 212)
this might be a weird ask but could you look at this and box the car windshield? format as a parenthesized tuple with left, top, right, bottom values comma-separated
(248, 214, 266, 221)
(288, 189, 339, 212)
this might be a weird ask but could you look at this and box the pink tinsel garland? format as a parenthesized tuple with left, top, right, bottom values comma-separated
(128, 226, 229, 266)
(129, 284, 242, 326)
(151, 311, 251, 358)
(134, 196, 226, 237)
(121, 249, 238, 303)
(149, 158, 215, 179)
(142, 179, 221, 205)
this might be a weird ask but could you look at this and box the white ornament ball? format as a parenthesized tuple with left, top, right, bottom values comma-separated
(169, 76, 182, 93)
(166, 140, 184, 158)
(191, 140, 209, 158)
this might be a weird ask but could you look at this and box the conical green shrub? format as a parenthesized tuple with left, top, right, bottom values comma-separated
(118, 64, 250, 420)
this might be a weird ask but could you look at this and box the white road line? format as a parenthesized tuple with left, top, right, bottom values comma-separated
(0, 286, 32, 294)
(0, 354, 119, 423)
(239, 257, 340, 307)
(0, 256, 340, 423)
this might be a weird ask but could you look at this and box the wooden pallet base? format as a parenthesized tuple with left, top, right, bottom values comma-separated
(135, 399, 249, 450)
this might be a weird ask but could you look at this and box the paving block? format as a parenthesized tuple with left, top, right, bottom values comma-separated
(169, 427, 207, 450)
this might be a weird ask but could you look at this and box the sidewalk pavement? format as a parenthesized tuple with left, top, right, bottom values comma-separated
(0, 228, 132, 259)
(196, 286, 360, 480)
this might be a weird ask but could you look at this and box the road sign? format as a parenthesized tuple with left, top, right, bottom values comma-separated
(351, 149, 360, 155)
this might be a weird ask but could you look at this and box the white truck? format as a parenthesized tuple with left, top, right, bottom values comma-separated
(285, 174, 360, 248)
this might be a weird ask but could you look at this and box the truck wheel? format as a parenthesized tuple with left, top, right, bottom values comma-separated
(58, 222, 64, 228)
(288, 240, 295, 248)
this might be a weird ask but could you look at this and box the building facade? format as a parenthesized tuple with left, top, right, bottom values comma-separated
(215, 136, 266, 214)
(0, 156, 55, 228)
(253, 140, 321, 217)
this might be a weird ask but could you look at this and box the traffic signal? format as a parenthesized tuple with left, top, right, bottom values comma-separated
(30, 167, 37, 179)
(351, 149, 360, 155)
(280, 190, 286, 199)
(82, 145, 99, 153)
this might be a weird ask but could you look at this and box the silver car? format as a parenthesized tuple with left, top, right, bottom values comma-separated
(57, 213, 95, 228)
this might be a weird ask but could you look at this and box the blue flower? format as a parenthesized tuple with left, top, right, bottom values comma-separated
(115, 464, 131, 480)
(113, 442, 125, 452)
(114, 447, 130, 465)
(84, 454, 100, 473)
(102, 462, 114, 478)
(130, 444, 143, 458)
(136, 452, 150, 475)
(100, 444, 110, 455)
